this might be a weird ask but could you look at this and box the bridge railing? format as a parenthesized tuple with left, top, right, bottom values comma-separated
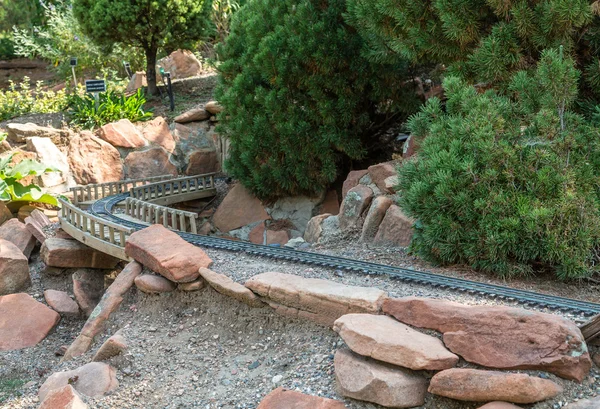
(58, 198, 134, 260)
(124, 197, 199, 233)
(129, 173, 217, 206)
(70, 175, 175, 205)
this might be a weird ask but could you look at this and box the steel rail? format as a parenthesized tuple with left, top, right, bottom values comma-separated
(90, 193, 600, 317)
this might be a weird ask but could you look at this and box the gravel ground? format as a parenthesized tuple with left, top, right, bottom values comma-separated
(1, 238, 600, 409)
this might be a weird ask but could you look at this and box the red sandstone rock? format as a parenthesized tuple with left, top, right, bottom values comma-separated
(174, 107, 210, 123)
(38, 384, 88, 409)
(334, 348, 427, 408)
(41, 238, 120, 269)
(0, 201, 12, 225)
(333, 314, 458, 370)
(0, 218, 36, 258)
(0, 293, 60, 351)
(178, 279, 206, 292)
(62, 262, 141, 361)
(245, 272, 387, 325)
(124, 147, 178, 179)
(0, 239, 30, 295)
(477, 403, 523, 409)
(361, 196, 393, 242)
(383, 297, 592, 381)
(212, 184, 270, 233)
(304, 214, 331, 244)
(68, 131, 123, 185)
(98, 119, 146, 148)
(339, 185, 373, 231)
(565, 396, 600, 408)
(257, 387, 347, 409)
(24, 216, 47, 244)
(367, 162, 397, 194)
(373, 205, 413, 247)
(44, 290, 80, 316)
(428, 369, 562, 404)
(140, 117, 176, 153)
(158, 50, 202, 80)
(73, 269, 105, 317)
(266, 230, 289, 246)
(92, 331, 127, 362)
(125, 225, 212, 283)
(39, 362, 118, 401)
(249, 222, 266, 244)
(134, 274, 177, 294)
(342, 169, 368, 199)
(321, 190, 340, 216)
(185, 148, 220, 175)
(205, 101, 223, 115)
(199, 268, 263, 307)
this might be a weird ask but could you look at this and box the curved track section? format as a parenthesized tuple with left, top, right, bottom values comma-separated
(90, 193, 600, 317)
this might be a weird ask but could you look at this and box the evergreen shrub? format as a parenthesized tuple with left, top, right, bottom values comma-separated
(215, 0, 419, 200)
(398, 49, 600, 279)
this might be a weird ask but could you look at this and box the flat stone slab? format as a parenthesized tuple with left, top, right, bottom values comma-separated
(245, 272, 387, 326)
(0, 239, 30, 296)
(125, 225, 212, 283)
(335, 348, 427, 408)
(383, 297, 591, 381)
(41, 238, 120, 269)
(565, 396, 600, 408)
(44, 290, 80, 316)
(333, 314, 458, 370)
(39, 384, 88, 409)
(93, 330, 127, 362)
(0, 293, 60, 351)
(134, 274, 177, 294)
(428, 368, 563, 404)
(39, 362, 118, 401)
(200, 268, 263, 307)
(257, 387, 347, 409)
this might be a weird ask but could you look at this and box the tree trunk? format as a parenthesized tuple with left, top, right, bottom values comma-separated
(145, 46, 159, 96)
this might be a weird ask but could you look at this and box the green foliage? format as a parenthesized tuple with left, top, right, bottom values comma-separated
(67, 89, 153, 129)
(13, 2, 144, 79)
(0, 77, 69, 121)
(346, 0, 600, 99)
(73, 0, 211, 94)
(0, 377, 26, 403)
(0, 32, 15, 60)
(216, 0, 419, 200)
(0, 152, 60, 207)
(398, 49, 600, 279)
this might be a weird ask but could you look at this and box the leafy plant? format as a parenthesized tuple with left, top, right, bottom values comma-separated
(0, 152, 60, 207)
(0, 77, 69, 121)
(67, 88, 153, 129)
(398, 49, 600, 280)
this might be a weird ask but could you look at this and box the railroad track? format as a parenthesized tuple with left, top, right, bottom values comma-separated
(87, 192, 600, 318)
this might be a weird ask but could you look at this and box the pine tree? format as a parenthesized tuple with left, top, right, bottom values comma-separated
(215, 0, 420, 200)
(398, 49, 600, 279)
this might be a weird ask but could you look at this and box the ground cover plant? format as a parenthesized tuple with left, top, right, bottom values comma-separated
(0, 77, 68, 121)
(398, 49, 600, 279)
(216, 0, 420, 200)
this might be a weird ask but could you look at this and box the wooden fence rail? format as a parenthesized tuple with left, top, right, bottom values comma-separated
(70, 175, 175, 205)
(129, 173, 217, 206)
(59, 198, 134, 260)
(124, 197, 199, 233)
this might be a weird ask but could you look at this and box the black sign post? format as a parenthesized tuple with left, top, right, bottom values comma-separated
(85, 80, 107, 111)
(70, 57, 77, 88)
(165, 72, 175, 112)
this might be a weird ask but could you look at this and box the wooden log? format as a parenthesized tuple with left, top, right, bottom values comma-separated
(580, 314, 600, 344)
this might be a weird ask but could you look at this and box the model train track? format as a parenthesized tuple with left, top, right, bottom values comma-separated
(90, 193, 600, 317)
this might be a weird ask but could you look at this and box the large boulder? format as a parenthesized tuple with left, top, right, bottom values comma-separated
(185, 148, 220, 175)
(373, 205, 413, 247)
(334, 348, 427, 408)
(361, 196, 393, 241)
(139, 117, 176, 153)
(38, 384, 88, 409)
(199, 268, 263, 307)
(338, 185, 373, 231)
(383, 297, 592, 381)
(97, 119, 146, 148)
(125, 224, 212, 283)
(0, 293, 60, 350)
(0, 218, 36, 258)
(257, 387, 347, 409)
(123, 147, 178, 179)
(245, 272, 387, 326)
(0, 239, 30, 295)
(41, 238, 120, 269)
(213, 183, 270, 233)
(367, 162, 397, 194)
(333, 314, 458, 370)
(38, 362, 118, 401)
(342, 169, 368, 199)
(428, 369, 562, 404)
(25, 137, 70, 189)
(6, 122, 70, 145)
(158, 49, 202, 80)
(67, 131, 123, 185)
(174, 107, 210, 124)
